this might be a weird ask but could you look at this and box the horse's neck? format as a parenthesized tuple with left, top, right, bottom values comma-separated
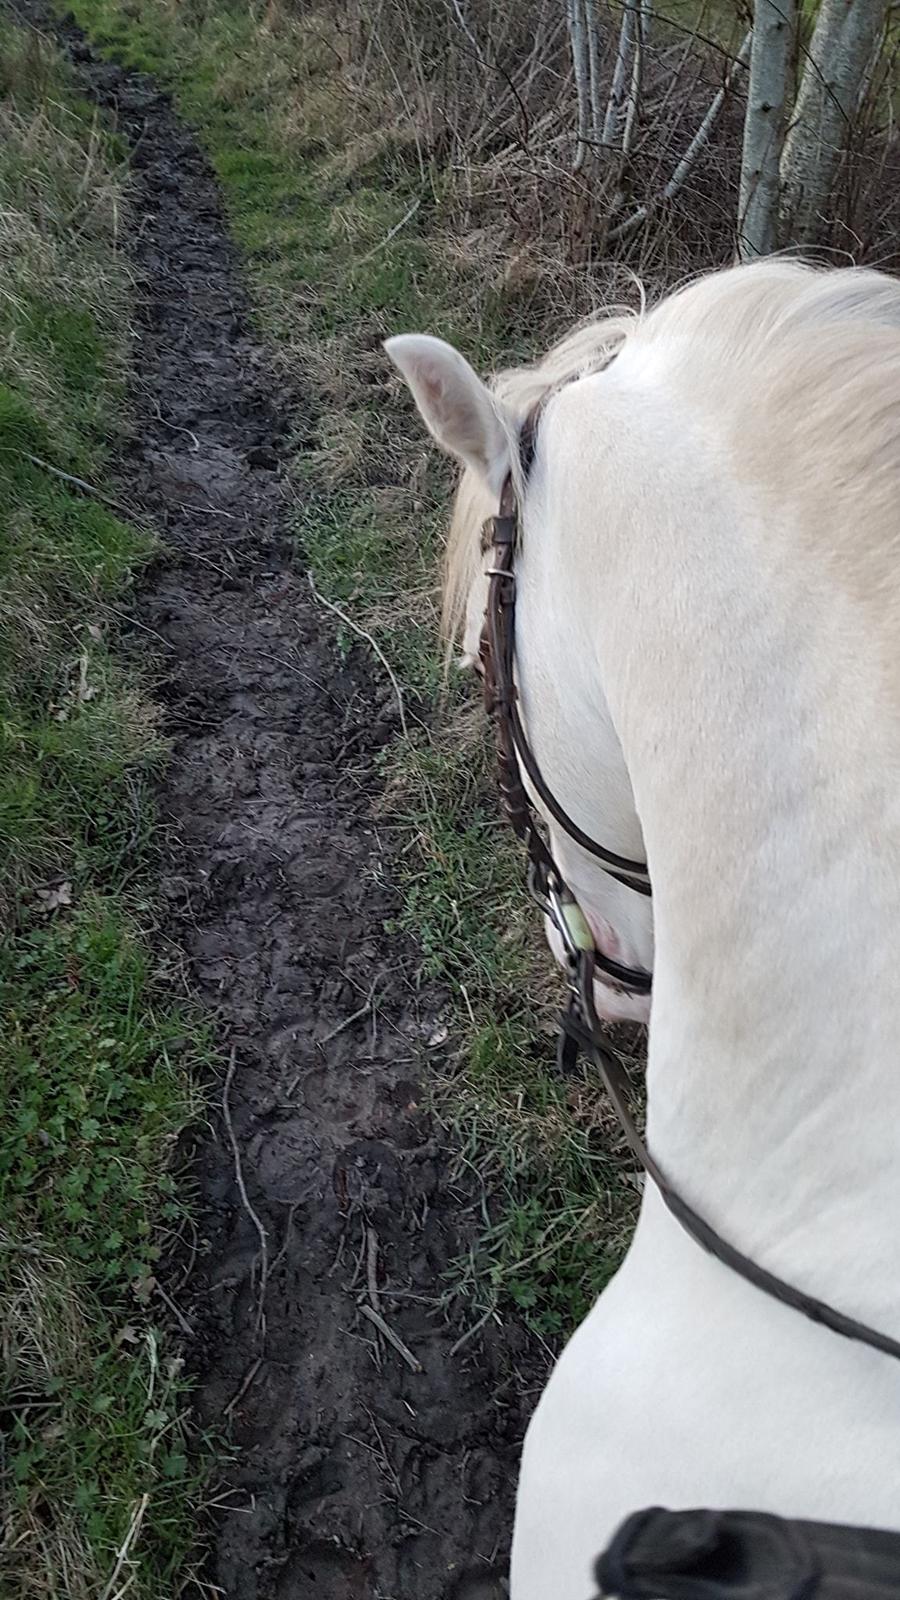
(539, 376, 900, 1333)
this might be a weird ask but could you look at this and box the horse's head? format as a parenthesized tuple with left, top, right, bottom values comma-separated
(386, 327, 654, 1023)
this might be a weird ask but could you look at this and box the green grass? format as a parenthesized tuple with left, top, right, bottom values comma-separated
(0, 22, 206, 1597)
(61, 0, 642, 1341)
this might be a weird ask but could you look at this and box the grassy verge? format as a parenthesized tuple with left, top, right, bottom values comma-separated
(0, 22, 205, 1596)
(61, 0, 642, 1340)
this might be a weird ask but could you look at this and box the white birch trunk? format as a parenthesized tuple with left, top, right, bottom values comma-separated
(602, 1, 637, 146)
(585, 0, 605, 151)
(779, 0, 889, 245)
(738, 0, 796, 259)
(622, 0, 649, 156)
(568, 0, 591, 172)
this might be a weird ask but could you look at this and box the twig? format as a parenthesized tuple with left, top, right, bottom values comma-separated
(154, 1279, 194, 1337)
(353, 198, 421, 266)
(248, 648, 325, 688)
(99, 1494, 149, 1600)
(306, 570, 408, 737)
(222, 1046, 269, 1334)
(224, 1356, 263, 1418)
(459, 983, 476, 1025)
(449, 1304, 496, 1357)
(174, 500, 236, 519)
(180, 547, 235, 580)
(610, 28, 751, 242)
(150, 398, 201, 451)
(316, 982, 377, 1048)
(270, 1202, 299, 1277)
(448, 0, 481, 55)
(358, 1303, 423, 1373)
(9, 449, 142, 522)
(100, 601, 175, 651)
(366, 1226, 382, 1316)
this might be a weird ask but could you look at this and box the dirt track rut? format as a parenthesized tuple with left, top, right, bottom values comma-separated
(28, 12, 539, 1596)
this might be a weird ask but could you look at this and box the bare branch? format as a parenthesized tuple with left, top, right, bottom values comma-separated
(306, 570, 408, 738)
(611, 29, 752, 243)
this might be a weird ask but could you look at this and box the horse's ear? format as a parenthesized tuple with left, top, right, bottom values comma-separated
(384, 334, 511, 493)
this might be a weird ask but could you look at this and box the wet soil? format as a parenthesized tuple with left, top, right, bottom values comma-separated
(19, 10, 543, 1596)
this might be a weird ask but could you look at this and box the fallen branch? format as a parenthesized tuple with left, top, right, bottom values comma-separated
(306, 570, 408, 738)
(222, 1046, 269, 1335)
(449, 1303, 496, 1357)
(9, 448, 141, 521)
(358, 1302, 423, 1373)
(316, 982, 377, 1049)
(366, 1226, 382, 1316)
(224, 1355, 264, 1418)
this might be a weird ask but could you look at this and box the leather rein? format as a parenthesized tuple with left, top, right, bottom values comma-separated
(477, 409, 900, 1368)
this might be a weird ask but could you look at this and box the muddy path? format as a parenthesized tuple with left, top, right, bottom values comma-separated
(20, 9, 542, 1596)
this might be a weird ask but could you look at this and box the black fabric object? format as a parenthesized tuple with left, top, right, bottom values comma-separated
(594, 1507, 900, 1599)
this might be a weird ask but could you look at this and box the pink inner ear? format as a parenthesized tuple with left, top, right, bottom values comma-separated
(421, 367, 445, 410)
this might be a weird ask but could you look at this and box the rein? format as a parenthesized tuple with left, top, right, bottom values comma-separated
(594, 1506, 900, 1598)
(478, 411, 900, 1369)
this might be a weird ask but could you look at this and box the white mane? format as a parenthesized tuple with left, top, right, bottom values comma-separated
(443, 260, 900, 649)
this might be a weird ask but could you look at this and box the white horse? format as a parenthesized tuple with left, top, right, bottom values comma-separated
(386, 260, 900, 1598)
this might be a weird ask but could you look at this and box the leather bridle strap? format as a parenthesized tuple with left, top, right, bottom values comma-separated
(481, 462, 651, 895)
(481, 476, 652, 995)
(567, 950, 900, 1365)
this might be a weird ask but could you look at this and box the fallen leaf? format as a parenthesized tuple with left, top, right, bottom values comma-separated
(37, 881, 73, 911)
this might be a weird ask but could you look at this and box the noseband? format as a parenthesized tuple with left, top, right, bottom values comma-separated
(478, 411, 653, 999)
(477, 403, 900, 1369)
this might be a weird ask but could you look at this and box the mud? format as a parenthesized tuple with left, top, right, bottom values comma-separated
(25, 11, 543, 1596)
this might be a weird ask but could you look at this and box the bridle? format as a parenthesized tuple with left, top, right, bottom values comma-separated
(477, 399, 900, 1367)
(479, 411, 653, 1001)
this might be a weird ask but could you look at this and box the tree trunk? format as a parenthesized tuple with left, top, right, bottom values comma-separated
(602, 0, 637, 146)
(568, 0, 591, 172)
(779, 0, 889, 246)
(739, 0, 797, 259)
(622, 0, 649, 157)
(585, 0, 604, 153)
